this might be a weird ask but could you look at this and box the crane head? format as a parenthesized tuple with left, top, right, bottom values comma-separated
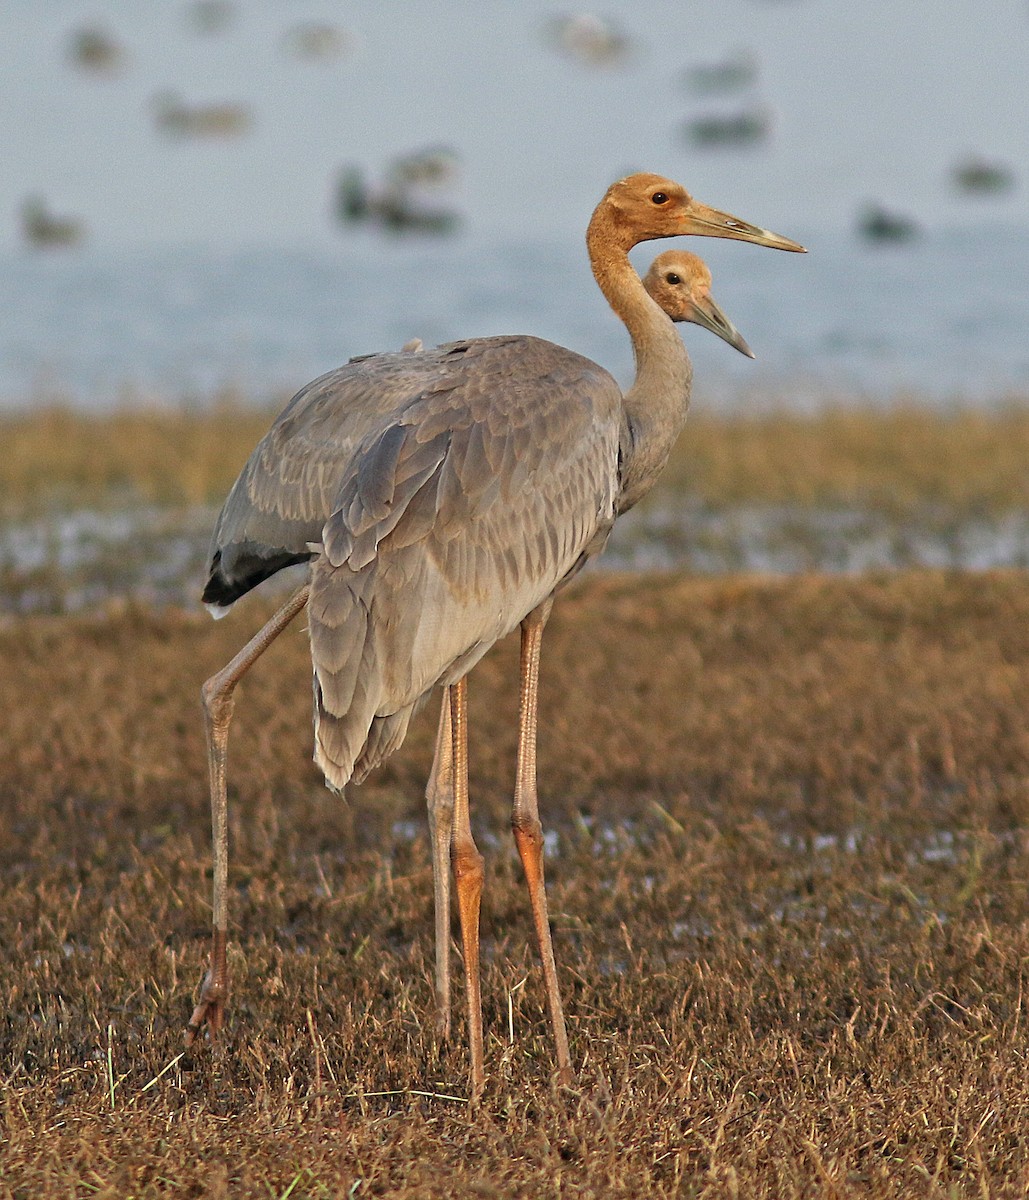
(601, 172, 806, 253)
(643, 249, 755, 358)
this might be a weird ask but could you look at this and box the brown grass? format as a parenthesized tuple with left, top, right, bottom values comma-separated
(0, 401, 274, 517)
(1, 570, 1028, 1197)
(4, 400, 1029, 519)
(661, 403, 1029, 515)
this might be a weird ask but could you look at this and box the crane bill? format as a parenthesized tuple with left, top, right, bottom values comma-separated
(683, 293, 755, 358)
(682, 201, 806, 253)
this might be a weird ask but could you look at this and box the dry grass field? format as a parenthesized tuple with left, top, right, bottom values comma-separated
(1, 403, 1028, 1196)
(2, 571, 1028, 1197)
(3, 401, 1029, 518)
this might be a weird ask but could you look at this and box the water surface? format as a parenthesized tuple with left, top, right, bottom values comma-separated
(5, 223, 1028, 411)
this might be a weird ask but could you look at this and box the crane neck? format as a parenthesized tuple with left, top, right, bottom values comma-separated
(586, 207, 694, 514)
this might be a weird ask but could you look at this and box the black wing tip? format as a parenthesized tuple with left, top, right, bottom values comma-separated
(201, 549, 315, 610)
(200, 549, 240, 609)
(200, 575, 245, 609)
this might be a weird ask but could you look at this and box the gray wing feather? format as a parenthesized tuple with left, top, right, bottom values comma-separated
(355, 422, 406, 520)
(324, 427, 451, 569)
(308, 336, 622, 789)
(204, 348, 445, 605)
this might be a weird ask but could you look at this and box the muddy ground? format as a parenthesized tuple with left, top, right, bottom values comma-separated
(1, 569, 1027, 1197)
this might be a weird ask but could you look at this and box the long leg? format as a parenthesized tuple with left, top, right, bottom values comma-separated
(511, 597, 573, 1084)
(185, 584, 311, 1047)
(449, 676, 485, 1098)
(425, 692, 454, 1039)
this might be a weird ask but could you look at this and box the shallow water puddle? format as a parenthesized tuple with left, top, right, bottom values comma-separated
(1, 499, 1027, 614)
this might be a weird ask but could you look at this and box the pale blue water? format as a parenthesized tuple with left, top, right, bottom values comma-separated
(4, 221, 1029, 412)
(2, 0, 1028, 409)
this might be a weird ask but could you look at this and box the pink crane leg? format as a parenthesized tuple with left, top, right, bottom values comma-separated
(511, 599, 573, 1084)
(185, 585, 310, 1047)
(448, 677, 486, 1098)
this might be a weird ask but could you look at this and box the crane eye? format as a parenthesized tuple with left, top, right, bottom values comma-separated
(651, 192, 668, 205)
(665, 272, 681, 285)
